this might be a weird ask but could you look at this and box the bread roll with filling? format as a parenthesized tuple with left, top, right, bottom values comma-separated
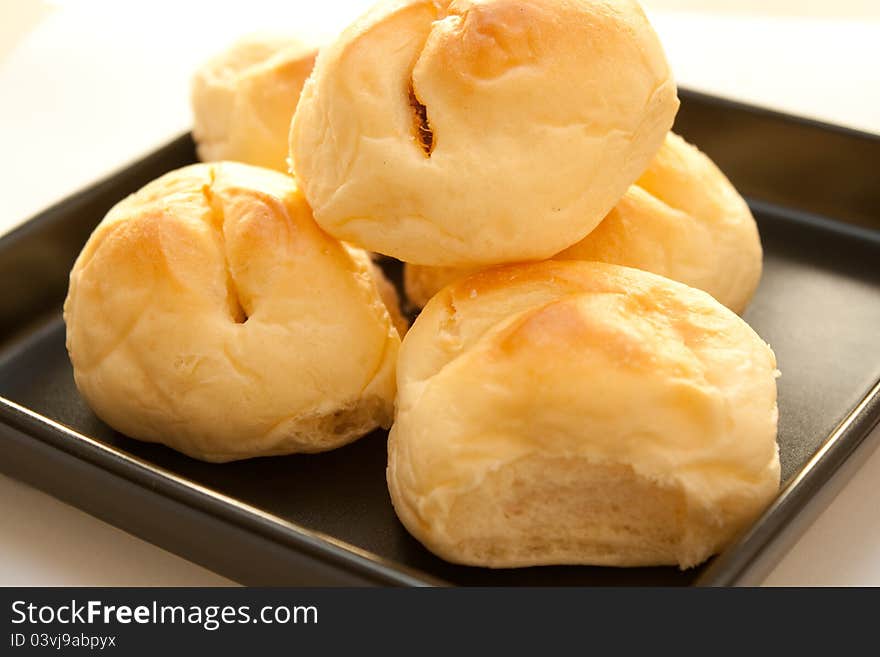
(388, 261, 780, 568)
(65, 162, 401, 462)
(290, 0, 678, 266)
(192, 34, 318, 172)
(405, 133, 762, 313)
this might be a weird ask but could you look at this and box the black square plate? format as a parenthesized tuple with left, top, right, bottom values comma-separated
(2, 90, 879, 585)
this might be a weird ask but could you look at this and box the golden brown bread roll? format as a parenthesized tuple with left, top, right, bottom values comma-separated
(405, 133, 762, 313)
(290, 0, 679, 266)
(192, 34, 318, 172)
(388, 261, 780, 568)
(65, 162, 401, 462)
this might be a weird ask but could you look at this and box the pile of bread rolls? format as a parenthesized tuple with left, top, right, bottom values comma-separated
(65, 0, 780, 570)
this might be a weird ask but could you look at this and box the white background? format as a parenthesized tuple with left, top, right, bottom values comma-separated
(1, 0, 879, 586)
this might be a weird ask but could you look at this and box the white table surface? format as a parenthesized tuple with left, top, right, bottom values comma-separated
(1, 0, 878, 586)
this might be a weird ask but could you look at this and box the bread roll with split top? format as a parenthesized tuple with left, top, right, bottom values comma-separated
(65, 162, 401, 462)
(290, 0, 679, 266)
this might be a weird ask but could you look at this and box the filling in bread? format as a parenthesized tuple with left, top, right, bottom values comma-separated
(408, 83, 434, 156)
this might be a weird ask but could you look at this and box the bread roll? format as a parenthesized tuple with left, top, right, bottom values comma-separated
(405, 133, 762, 313)
(65, 162, 401, 462)
(192, 34, 318, 172)
(290, 0, 678, 266)
(388, 261, 780, 568)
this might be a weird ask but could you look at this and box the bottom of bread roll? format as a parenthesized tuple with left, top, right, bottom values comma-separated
(409, 456, 740, 569)
(104, 393, 393, 464)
